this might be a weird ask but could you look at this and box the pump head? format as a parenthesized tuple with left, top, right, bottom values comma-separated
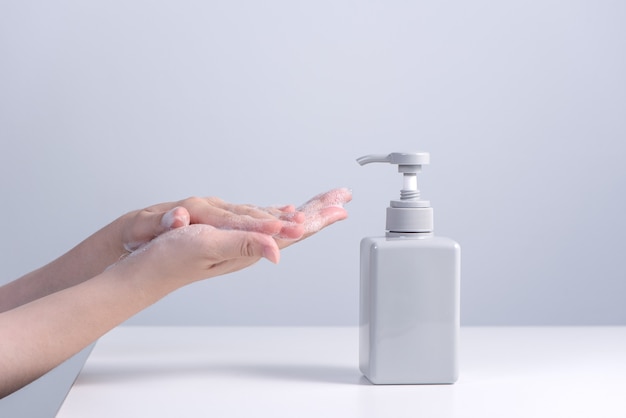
(357, 152, 434, 234)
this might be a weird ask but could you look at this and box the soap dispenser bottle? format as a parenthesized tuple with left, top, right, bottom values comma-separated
(357, 152, 460, 384)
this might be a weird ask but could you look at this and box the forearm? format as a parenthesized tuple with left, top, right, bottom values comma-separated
(0, 217, 127, 313)
(0, 259, 176, 398)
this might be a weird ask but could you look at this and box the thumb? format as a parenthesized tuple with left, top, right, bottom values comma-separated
(160, 206, 191, 231)
(124, 206, 191, 252)
(216, 229, 281, 264)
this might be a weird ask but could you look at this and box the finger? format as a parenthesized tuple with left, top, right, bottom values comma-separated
(257, 206, 306, 238)
(264, 206, 305, 239)
(213, 209, 284, 235)
(292, 206, 348, 242)
(224, 203, 283, 220)
(298, 188, 352, 231)
(277, 209, 306, 223)
(263, 205, 305, 222)
(304, 206, 349, 232)
(226, 203, 306, 228)
(298, 187, 353, 212)
(178, 198, 284, 235)
(212, 198, 305, 225)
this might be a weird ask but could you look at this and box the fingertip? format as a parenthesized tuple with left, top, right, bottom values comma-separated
(278, 223, 305, 240)
(263, 242, 281, 264)
(278, 204, 297, 212)
(325, 187, 353, 206)
(280, 210, 305, 224)
(339, 187, 353, 204)
(293, 211, 306, 223)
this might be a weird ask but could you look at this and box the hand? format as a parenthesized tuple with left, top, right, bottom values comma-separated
(120, 188, 352, 252)
(114, 188, 352, 286)
(119, 196, 307, 253)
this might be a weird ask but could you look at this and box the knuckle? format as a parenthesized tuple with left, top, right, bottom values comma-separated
(240, 237, 257, 258)
(206, 196, 224, 206)
(181, 196, 203, 206)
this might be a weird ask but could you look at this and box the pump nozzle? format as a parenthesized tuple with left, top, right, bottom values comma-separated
(357, 152, 430, 203)
(357, 152, 430, 167)
(357, 152, 434, 233)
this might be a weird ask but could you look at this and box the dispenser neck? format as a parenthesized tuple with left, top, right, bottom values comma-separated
(385, 205, 434, 234)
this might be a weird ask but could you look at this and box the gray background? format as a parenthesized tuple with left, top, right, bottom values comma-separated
(1, 0, 624, 326)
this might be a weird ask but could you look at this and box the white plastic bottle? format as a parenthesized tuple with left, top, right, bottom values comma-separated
(357, 152, 460, 384)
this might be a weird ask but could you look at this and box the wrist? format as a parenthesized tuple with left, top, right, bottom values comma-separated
(74, 212, 135, 275)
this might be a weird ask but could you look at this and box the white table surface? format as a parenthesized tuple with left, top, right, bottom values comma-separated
(58, 326, 626, 418)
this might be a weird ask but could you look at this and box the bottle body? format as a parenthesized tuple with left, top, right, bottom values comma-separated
(359, 234, 460, 384)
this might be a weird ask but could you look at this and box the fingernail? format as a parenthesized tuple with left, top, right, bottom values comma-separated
(124, 241, 143, 252)
(161, 207, 190, 230)
(161, 207, 179, 230)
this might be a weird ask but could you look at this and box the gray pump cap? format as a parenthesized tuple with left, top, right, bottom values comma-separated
(357, 152, 434, 233)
